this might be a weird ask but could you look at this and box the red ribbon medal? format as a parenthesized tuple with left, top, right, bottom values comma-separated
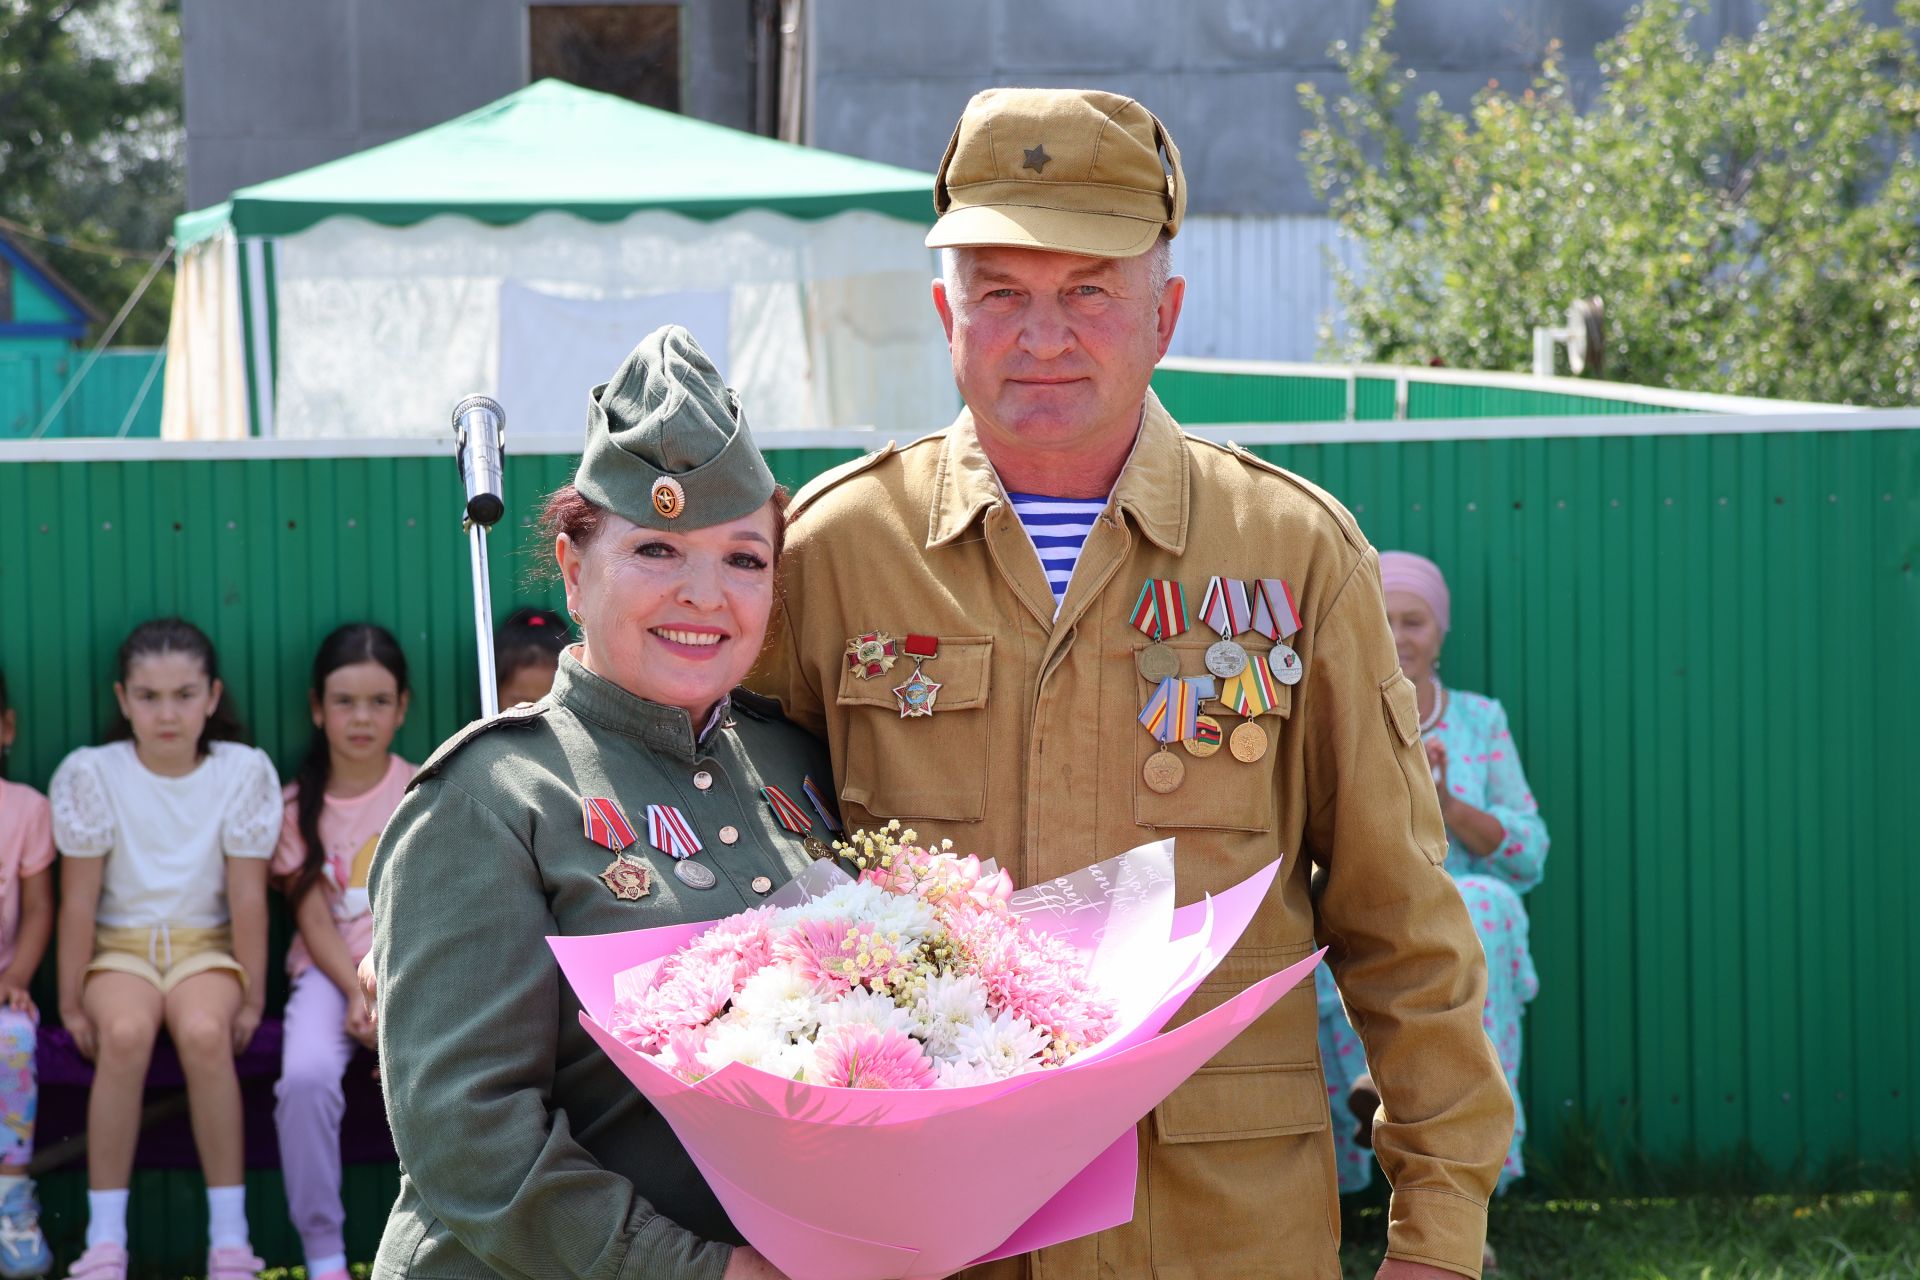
(893, 635, 942, 718)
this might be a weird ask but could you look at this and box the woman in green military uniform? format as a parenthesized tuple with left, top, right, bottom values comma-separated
(367, 328, 822, 1280)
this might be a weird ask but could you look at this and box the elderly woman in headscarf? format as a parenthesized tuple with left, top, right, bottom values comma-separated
(1316, 553, 1547, 1227)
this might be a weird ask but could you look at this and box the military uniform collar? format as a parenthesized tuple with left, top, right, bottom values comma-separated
(926, 389, 1188, 555)
(551, 647, 730, 763)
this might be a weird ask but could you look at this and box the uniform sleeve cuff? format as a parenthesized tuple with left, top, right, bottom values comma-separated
(623, 1213, 733, 1280)
(1385, 1185, 1488, 1279)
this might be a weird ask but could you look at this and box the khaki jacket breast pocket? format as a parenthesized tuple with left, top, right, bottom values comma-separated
(835, 636, 993, 823)
(1132, 639, 1286, 834)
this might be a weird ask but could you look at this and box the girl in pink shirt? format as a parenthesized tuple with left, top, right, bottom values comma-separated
(0, 669, 54, 1277)
(270, 626, 413, 1280)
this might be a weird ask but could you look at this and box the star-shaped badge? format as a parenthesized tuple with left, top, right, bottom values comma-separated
(1023, 144, 1052, 174)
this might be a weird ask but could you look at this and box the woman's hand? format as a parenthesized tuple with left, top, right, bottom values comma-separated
(232, 1002, 264, 1055)
(0, 979, 36, 1017)
(1427, 738, 1451, 805)
(357, 952, 379, 1027)
(721, 1246, 791, 1280)
(345, 988, 377, 1051)
(64, 1004, 98, 1060)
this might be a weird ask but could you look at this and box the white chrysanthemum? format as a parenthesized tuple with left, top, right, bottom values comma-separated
(932, 1056, 1004, 1088)
(815, 986, 916, 1037)
(765, 1038, 816, 1082)
(732, 963, 826, 1040)
(697, 1015, 794, 1075)
(950, 1010, 1049, 1081)
(780, 882, 938, 942)
(910, 971, 992, 1061)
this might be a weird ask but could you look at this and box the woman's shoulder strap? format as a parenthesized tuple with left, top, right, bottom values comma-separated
(409, 701, 549, 792)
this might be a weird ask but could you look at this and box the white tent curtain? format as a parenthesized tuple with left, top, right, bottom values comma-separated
(262, 208, 953, 440)
(159, 230, 250, 441)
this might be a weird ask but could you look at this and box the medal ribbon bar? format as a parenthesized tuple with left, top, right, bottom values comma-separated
(646, 803, 703, 859)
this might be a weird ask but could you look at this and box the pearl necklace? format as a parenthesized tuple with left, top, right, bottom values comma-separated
(1419, 676, 1447, 734)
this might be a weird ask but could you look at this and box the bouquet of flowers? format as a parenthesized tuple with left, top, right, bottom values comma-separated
(607, 827, 1119, 1089)
(550, 827, 1321, 1280)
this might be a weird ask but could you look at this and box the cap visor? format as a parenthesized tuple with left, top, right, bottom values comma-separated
(925, 203, 1163, 259)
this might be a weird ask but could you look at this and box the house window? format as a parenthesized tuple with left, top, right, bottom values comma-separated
(529, 5, 681, 113)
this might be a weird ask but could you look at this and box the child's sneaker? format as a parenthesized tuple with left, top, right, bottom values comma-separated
(58, 1242, 122, 1280)
(205, 1245, 264, 1280)
(0, 1181, 50, 1278)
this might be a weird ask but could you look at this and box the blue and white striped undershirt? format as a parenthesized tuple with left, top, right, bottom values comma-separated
(1007, 491, 1109, 607)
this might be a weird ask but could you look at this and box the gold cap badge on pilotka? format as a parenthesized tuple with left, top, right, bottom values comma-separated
(927, 87, 1187, 259)
(574, 325, 775, 532)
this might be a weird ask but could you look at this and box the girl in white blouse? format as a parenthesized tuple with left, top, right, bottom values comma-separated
(48, 620, 282, 1280)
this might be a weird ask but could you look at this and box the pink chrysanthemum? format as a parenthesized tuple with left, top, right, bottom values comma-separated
(811, 1022, 935, 1090)
(955, 912, 1117, 1059)
(609, 957, 739, 1052)
(655, 1023, 714, 1083)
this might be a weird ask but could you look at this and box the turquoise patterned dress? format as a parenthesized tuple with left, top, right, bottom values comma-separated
(1316, 685, 1547, 1193)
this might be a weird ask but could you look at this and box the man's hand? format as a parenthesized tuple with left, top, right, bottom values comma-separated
(1378, 1259, 1472, 1279)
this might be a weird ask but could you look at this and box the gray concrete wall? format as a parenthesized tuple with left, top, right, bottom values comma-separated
(805, 0, 1908, 215)
(182, 0, 757, 210)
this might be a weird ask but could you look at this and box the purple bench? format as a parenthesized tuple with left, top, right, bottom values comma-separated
(32, 1021, 395, 1173)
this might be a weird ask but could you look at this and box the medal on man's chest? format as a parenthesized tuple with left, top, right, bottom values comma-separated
(892, 635, 942, 717)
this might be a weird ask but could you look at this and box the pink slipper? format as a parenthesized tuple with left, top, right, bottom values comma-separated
(64, 1243, 127, 1280)
(205, 1246, 264, 1280)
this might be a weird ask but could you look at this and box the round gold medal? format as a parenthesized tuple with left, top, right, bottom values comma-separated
(1229, 720, 1269, 763)
(1142, 748, 1186, 794)
(1137, 642, 1180, 683)
(1183, 714, 1224, 758)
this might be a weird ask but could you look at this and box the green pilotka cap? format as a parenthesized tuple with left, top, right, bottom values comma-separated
(574, 325, 776, 530)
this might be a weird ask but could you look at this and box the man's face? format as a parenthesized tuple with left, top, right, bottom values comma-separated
(934, 244, 1184, 459)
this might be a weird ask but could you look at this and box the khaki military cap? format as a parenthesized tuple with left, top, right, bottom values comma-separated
(574, 325, 775, 532)
(927, 87, 1186, 258)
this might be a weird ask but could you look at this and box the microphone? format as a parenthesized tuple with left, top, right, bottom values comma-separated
(452, 394, 507, 528)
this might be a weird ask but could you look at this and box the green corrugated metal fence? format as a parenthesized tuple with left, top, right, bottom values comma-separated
(0, 349, 167, 439)
(3, 421, 1915, 1268)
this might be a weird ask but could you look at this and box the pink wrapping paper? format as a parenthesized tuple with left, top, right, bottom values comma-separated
(550, 845, 1322, 1280)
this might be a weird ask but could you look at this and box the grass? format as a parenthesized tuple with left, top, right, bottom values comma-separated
(1337, 1190, 1920, 1279)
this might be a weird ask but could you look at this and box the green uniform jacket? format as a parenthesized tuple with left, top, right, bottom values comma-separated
(369, 650, 830, 1280)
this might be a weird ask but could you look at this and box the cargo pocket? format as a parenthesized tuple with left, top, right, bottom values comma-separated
(1152, 943, 1326, 1142)
(836, 636, 993, 823)
(1132, 640, 1285, 834)
(1380, 669, 1446, 865)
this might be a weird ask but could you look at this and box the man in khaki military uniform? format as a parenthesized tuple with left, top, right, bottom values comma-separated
(756, 90, 1512, 1278)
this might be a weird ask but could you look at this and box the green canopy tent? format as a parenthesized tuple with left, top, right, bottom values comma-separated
(163, 79, 952, 440)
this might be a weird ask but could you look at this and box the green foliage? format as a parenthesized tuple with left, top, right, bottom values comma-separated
(1300, 0, 1920, 406)
(1340, 1190, 1920, 1279)
(0, 0, 182, 345)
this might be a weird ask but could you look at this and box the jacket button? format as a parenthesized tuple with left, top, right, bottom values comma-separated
(693, 770, 713, 791)
(751, 876, 773, 894)
(718, 825, 740, 845)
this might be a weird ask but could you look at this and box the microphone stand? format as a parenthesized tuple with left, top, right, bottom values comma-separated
(453, 395, 508, 719)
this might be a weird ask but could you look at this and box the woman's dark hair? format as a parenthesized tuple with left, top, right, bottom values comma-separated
(289, 623, 410, 910)
(494, 606, 570, 689)
(105, 618, 248, 755)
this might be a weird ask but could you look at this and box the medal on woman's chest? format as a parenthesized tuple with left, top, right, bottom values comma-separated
(582, 797, 651, 900)
(645, 803, 716, 889)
